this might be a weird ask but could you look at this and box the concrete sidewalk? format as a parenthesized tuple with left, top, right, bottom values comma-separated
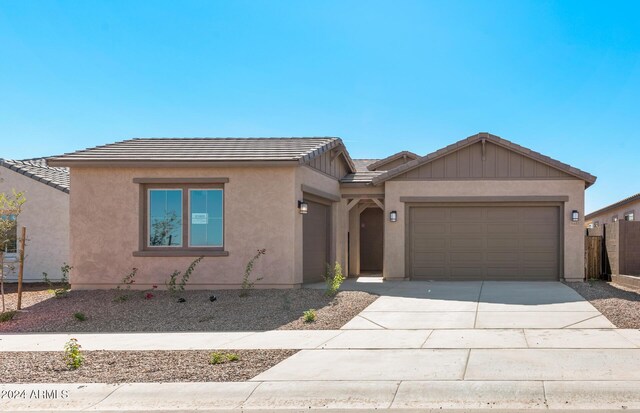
(2, 381, 640, 412)
(3, 328, 640, 351)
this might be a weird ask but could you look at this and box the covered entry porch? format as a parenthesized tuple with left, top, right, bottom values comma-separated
(344, 191, 387, 278)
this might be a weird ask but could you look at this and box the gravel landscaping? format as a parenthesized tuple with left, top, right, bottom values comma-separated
(567, 280, 640, 328)
(0, 349, 297, 383)
(0, 283, 378, 332)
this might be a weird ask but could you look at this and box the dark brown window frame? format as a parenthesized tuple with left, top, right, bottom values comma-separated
(133, 179, 229, 257)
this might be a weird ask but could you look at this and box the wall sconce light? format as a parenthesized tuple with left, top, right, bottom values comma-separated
(571, 210, 579, 222)
(298, 201, 308, 214)
(389, 210, 398, 222)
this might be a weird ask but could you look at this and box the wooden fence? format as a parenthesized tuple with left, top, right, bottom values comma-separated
(585, 235, 603, 279)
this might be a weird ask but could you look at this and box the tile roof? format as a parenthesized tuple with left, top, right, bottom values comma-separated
(371, 133, 597, 187)
(585, 193, 640, 219)
(352, 159, 380, 172)
(47, 137, 354, 168)
(340, 171, 385, 184)
(0, 158, 70, 193)
(366, 151, 419, 171)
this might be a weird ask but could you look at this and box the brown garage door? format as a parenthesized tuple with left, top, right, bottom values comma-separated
(303, 200, 330, 283)
(408, 205, 560, 280)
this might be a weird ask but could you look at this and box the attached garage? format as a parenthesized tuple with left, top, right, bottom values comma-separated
(407, 204, 561, 280)
(303, 199, 330, 283)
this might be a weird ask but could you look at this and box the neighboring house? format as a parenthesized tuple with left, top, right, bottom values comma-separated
(48, 133, 595, 289)
(585, 193, 638, 228)
(0, 158, 69, 282)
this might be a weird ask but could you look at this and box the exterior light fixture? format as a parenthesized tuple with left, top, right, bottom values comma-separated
(571, 210, 579, 222)
(298, 201, 308, 214)
(389, 210, 398, 222)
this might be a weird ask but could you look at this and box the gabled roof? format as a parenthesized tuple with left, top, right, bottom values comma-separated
(47, 137, 355, 172)
(366, 151, 419, 171)
(0, 158, 70, 193)
(585, 193, 640, 219)
(371, 133, 597, 187)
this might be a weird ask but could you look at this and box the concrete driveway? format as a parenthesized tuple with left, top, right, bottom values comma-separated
(338, 279, 615, 329)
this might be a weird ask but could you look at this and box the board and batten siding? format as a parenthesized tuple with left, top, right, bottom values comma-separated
(393, 141, 575, 181)
(306, 149, 351, 180)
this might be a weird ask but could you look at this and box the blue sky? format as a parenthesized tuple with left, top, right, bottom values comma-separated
(1, 1, 639, 212)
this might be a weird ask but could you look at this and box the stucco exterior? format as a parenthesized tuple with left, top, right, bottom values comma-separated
(69, 164, 352, 289)
(382, 180, 586, 281)
(0, 168, 69, 282)
(69, 166, 302, 289)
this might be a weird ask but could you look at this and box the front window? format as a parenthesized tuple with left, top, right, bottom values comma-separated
(148, 189, 183, 247)
(0, 214, 17, 254)
(189, 189, 223, 247)
(625, 212, 635, 221)
(145, 185, 224, 250)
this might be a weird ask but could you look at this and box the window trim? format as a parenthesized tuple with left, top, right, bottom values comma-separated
(187, 188, 224, 248)
(136, 181, 227, 256)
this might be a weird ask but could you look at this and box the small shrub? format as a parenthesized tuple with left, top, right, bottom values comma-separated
(73, 312, 86, 322)
(165, 270, 180, 295)
(60, 263, 72, 289)
(209, 352, 240, 365)
(0, 310, 17, 323)
(45, 263, 73, 298)
(42, 271, 69, 298)
(114, 268, 137, 302)
(240, 249, 266, 297)
(63, 338, 84, 370)
(166, 257, 203, 295)
(324, 262, 345, 297)
(303, 309, 316, 323)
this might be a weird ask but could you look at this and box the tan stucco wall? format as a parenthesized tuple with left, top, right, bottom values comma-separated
(383, 180, 586, 281)
(585, 199, 640, 227)
(294, 166, 345, 283)
(69, 166, 300, 289)
(0, 168, 69, 282)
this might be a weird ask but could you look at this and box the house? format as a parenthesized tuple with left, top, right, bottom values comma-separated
(0, 158, 69, 281)
(585, 193, 638, 228)
(585, 193, 640, 280)
(47, 133, 596, 289)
